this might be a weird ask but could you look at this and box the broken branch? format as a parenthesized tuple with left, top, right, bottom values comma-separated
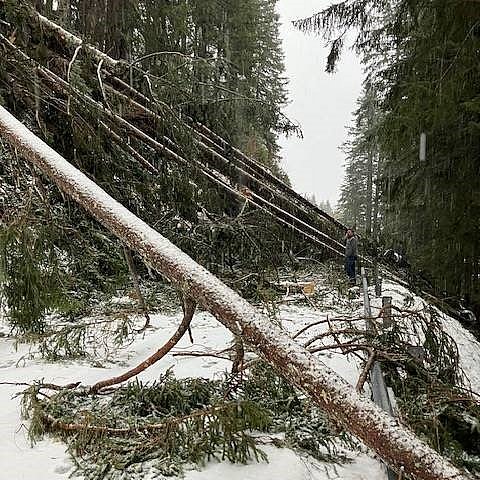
(89, 297, 196, 393)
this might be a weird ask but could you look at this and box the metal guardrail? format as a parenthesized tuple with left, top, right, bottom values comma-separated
(361, 267, 397, 480)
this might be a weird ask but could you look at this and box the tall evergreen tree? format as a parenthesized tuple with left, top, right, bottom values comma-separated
(337, 87, 382, 237)
(295, 0, 480, 311)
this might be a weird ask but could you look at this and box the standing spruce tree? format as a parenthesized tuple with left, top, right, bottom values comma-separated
(295, 0, 480, 313)
(337, 86, 382, 238)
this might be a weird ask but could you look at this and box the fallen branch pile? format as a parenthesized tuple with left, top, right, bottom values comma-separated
(22, 364, 347, 477)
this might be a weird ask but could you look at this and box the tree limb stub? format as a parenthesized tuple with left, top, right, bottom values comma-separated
(356, 349, 377, 393)
(0, 105, 472, 480)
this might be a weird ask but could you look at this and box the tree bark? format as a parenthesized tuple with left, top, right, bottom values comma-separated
(372, 156, 380, 240)
(123, 246, 150, 330)
(0, 106, 472, 480)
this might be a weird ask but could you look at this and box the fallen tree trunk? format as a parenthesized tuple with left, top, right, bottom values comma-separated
(0, 105, 472, 480)
(0, 30, 344, 257)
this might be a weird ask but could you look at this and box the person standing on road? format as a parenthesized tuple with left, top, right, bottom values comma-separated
(345, 228, 357, 285)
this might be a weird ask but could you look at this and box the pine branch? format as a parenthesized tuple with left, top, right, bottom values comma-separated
(356, 348, 376, 393)
(41, 402, 241, 436)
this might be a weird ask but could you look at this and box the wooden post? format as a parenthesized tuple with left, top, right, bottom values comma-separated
(374, 258, 382, 297)
(382, 296, 393, 328)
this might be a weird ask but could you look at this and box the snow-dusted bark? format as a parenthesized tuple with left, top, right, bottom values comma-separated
(0, 105, 472, 480)
(35, 12, 119, 70)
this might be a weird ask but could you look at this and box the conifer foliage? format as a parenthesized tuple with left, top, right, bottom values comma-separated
(296, 1, 480, 312)
(22, 365, 349, 479)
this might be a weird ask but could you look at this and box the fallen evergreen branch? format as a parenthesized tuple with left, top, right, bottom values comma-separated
(90, 296, 196, 392)
(291, 301, 480, 474)
(21, 366, 350, 479)
(374, 306, 480, 474)
(37, 312, 138, 361)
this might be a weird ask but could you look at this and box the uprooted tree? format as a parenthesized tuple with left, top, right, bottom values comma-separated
(0, 104, 474, 480)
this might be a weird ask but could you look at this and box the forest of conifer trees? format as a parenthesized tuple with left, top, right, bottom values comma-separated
(300, 1, 480, 316)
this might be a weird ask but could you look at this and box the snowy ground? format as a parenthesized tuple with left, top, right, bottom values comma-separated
(1, 274, 479, 480)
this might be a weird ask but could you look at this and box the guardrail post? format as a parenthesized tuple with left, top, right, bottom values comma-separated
(361, 268, 396, 480)
(382, 296, 393, 328)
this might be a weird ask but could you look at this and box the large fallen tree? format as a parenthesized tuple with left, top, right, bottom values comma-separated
(0, 104, 473, 480)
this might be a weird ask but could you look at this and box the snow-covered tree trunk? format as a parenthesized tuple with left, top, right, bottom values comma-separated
(0, 105, 472, 480)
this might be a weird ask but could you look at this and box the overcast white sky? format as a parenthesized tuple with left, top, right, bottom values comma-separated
(276, 0, 364, 207)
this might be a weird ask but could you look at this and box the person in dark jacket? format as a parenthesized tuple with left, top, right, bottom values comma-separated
(344, 228, 357, 285)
